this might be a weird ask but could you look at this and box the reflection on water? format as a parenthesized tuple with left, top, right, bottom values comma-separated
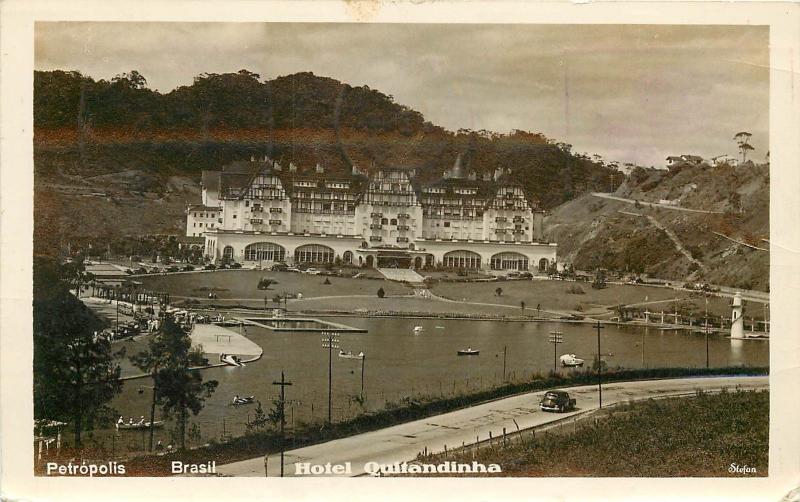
(730, 338, 745, 365)
(105, 318, 768, 453)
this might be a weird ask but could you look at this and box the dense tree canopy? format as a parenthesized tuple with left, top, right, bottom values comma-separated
(33, 256, 123, 447)
(34, 69, 617, 211)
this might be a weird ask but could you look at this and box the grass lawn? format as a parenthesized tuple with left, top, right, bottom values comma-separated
(431, 280, 739, 317)
(423, 389, 769, 477)
(137, 270, 410, 300)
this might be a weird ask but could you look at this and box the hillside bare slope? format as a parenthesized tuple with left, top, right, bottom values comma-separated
(546, 162, 769, 291)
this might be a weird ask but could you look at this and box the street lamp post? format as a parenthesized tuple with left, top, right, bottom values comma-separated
(548, 331, 563, 372)
(321, 332, 339, 424)
(595, 321, 605, 408)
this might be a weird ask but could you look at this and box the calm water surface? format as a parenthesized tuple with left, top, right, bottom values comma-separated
(105, 317, 768, 452)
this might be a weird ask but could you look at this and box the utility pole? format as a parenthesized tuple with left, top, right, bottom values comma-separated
(705, 294, 710, 368)
(502, 345, 507, 381)
(595, 321, 605, 408)
(321, 331, 339, 424)
(115, 286, 120, 333)
(548, 331, 563, 372)
(360, 354, 366, 400)
(272, 371, 293, 477)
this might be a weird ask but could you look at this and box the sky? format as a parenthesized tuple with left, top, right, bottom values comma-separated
(35, 22, 769, 168)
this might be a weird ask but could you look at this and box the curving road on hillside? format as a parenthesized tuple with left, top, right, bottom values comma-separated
(591, 192, 723, 214)
(215, 375, 767, 477)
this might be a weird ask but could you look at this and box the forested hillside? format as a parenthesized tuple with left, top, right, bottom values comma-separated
(34, 69, 615, 253)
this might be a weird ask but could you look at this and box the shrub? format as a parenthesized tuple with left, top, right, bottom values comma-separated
(567, 285, 585, 295)
(257, 277, 277, 290)
(377, 287, 385, 298)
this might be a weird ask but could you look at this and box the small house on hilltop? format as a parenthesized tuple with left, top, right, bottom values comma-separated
(666, 154, 706, 171)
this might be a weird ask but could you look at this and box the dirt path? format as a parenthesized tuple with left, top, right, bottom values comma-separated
(645, 214, 708, 273)
(591, 192, 723, 214)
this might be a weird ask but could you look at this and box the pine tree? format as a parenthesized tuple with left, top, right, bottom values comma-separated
(152, 315, 218, 450)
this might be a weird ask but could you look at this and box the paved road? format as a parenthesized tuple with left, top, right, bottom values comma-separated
(591, 192, 723, 214)
(215, 375, 767, 477)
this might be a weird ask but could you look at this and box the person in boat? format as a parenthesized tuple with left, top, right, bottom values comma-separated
(155, 440, 164, 451)
(117, 417, 124, 428)
(139, 416, 146, 425)
(128, 417, 134, 426)
(233, 394, 240, 404)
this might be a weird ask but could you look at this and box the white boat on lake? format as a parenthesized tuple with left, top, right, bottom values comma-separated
(560, 354, 585, 367)
(220, 353, 245, 367)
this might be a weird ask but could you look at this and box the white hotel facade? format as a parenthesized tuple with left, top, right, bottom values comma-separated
(186, 157, 557, 272)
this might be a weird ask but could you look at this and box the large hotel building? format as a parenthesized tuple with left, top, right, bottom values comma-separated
(186, 157, 557, 272)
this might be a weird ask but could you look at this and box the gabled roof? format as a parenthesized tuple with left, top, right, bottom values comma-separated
(201, 170, 221, 191)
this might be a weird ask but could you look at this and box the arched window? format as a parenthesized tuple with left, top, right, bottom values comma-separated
(538, 258, 549, 272)
(244, 242, 286, 262)
(443, 250, 482, 269)
(295, 244, 334, 264)
(222, 246, 235, 260)
(342, 251, 353, 264)
(491, 252, 529, 271)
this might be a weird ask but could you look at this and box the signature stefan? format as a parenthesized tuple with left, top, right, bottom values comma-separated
(728, 463, 758, 475)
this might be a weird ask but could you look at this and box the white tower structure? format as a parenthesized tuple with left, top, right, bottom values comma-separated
(730, 292, 745, 339)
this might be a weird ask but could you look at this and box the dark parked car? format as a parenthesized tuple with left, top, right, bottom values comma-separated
(539, 390, 576, 412)
(230, 262, 242, 269)
(271, 263, 289, 272)
(203, 264, 217, 271)
(183, 265, 195, 272)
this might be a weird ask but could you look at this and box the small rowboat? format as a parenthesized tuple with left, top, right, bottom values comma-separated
(457, 348, 480, 356)
(413, 326, 424, 334)
(116, 418, 164, 431)
(338, 350, 365, 360)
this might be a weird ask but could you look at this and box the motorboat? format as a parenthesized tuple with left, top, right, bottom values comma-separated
(116, 417, 164, 431)
(413, 326, 425, 334)
(230, 395, 255, 406)
(338, 350, 365, 360)
(560, 354, 585, 367)
(220, 353, 245, 367)
(457, 348, 480, 356)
